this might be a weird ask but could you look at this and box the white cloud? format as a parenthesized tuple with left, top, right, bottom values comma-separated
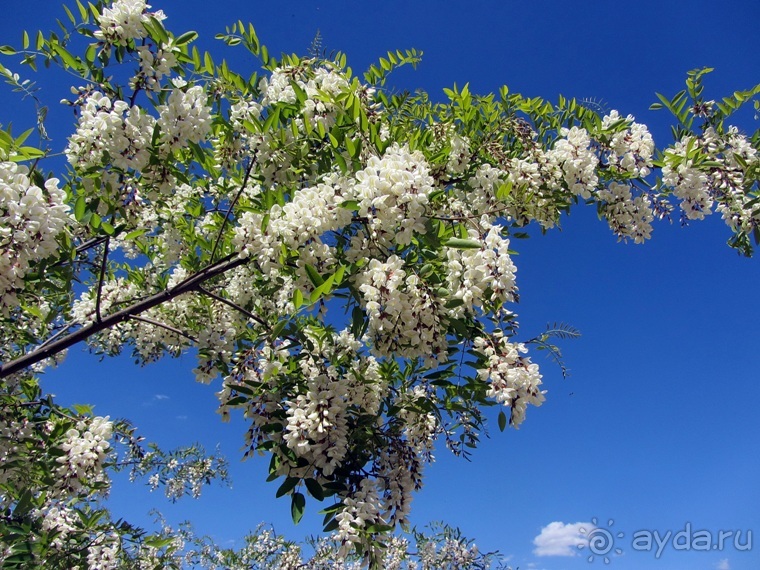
(716, 559, 730, 570)
(142, 394, 170, 407)
(533, 521, 592, 557)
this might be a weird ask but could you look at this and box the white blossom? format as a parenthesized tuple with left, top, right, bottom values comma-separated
(54, 416, 113, 494)
(353, 143, 434, 247)
(131, 41, 178, 91)
(446, 219, 518, 314)
(66, 90, 156, 173)
(0, 162, 69, 315)
(598, 181, 654, 243)
(549, 126, 599, 198)
(474, 330, 544, 427)
(157, 86, 212, 152)
(94, 0, 166, 46)
(357, 255, 448, 366)
(601, 110, 655, 177)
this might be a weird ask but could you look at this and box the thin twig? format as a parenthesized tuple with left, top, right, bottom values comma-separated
(209, 157, 256, 264)
(129, 315, 198, 343)
(196, 286, 269, 330)
(429, 205, 511, 222)
(49, 236, 108, 270)
(94, 237, 110, 322)
(37, 321, 78, 349)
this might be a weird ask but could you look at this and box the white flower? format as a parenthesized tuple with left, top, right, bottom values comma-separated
(66, 91, 156, 173)
(131, 41, 178, 91)
(0, 162, 69, 315)
(598, 182, 654, 243)
(352, 143, 434, 247)
(446, 220, 517, 314)
(549, 126, 599, 198)
(94, 0, 166, 46)
(446, 134, 471, 175)
(157, 86, 212, 152)
(602, 110, 655, 177)
(54, 416, 113, 493)
(474, 330, 544, 427)
(357, 255, 448, 366)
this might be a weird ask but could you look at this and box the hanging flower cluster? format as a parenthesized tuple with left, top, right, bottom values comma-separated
(2, 1, 759, 565)
(474, 330, 545, 428)
(663, 126, 760, 235)
(66, 90, 156, 172)
(0, 162, 68, 315)
(54, 416, 113, 494)
(94, 0, 165, 46)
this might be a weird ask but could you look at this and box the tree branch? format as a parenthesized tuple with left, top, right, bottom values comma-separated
(128, 315, 198, 343)
(95, 237, 110, 322)
(197, 285, 269, 330)
(209, 157, 256, 264)
(0, 253, 248, 378)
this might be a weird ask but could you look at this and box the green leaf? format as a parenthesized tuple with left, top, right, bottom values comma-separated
(51, 43, 80, 70)
(276, 476, 299, 498)
(323, 518, 339, 532)
(334, 152, 347, 173)
(291, 492, 306, 524)
(304, 478, 324, 501)
(12, 489, 33, 517)
(445, 238, 482, 249)
(445, 298, 465, 309)
(318, 501, 344, 515)
(309, 273, 335, 304)
(498, 409, 507, 432)
(144, 536, 177, 549)
(74, 196, 86, 221)
(76, 0, 89, 23)
(174, 31, 198, 46)
(340, 199, 359, 211)
(293, 288, 304, 309)
(63, 4, 76, 25)
(351, 306, 366, 339)
(345, 136, 357, 158)
(269, 319, 287, 340)
(123, 228, 148, 241)
(0, 46, 17, 55)
(15, 146, 45, 160)
(365, 523, 394, 534)
(304, 264, 324, 287)
(333, 264, 346, 285)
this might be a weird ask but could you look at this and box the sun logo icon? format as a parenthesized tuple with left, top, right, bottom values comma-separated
(578, 518, 624, 564)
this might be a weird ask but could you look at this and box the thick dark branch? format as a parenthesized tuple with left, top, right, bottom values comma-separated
(0, 253, 248, 379)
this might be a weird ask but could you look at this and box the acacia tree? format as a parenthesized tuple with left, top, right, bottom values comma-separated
(1, 0, 759, 567)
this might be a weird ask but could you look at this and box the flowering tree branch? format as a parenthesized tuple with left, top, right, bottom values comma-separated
(0, 253, 247, 378)
(0, 1, 758, 567)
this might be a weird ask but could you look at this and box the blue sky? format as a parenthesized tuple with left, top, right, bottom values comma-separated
(2, 1, 759, 569)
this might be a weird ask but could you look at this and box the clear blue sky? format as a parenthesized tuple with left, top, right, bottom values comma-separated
(2, 1, 759, 569)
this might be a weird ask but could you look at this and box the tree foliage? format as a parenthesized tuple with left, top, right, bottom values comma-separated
(1, 0, 759, 567)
